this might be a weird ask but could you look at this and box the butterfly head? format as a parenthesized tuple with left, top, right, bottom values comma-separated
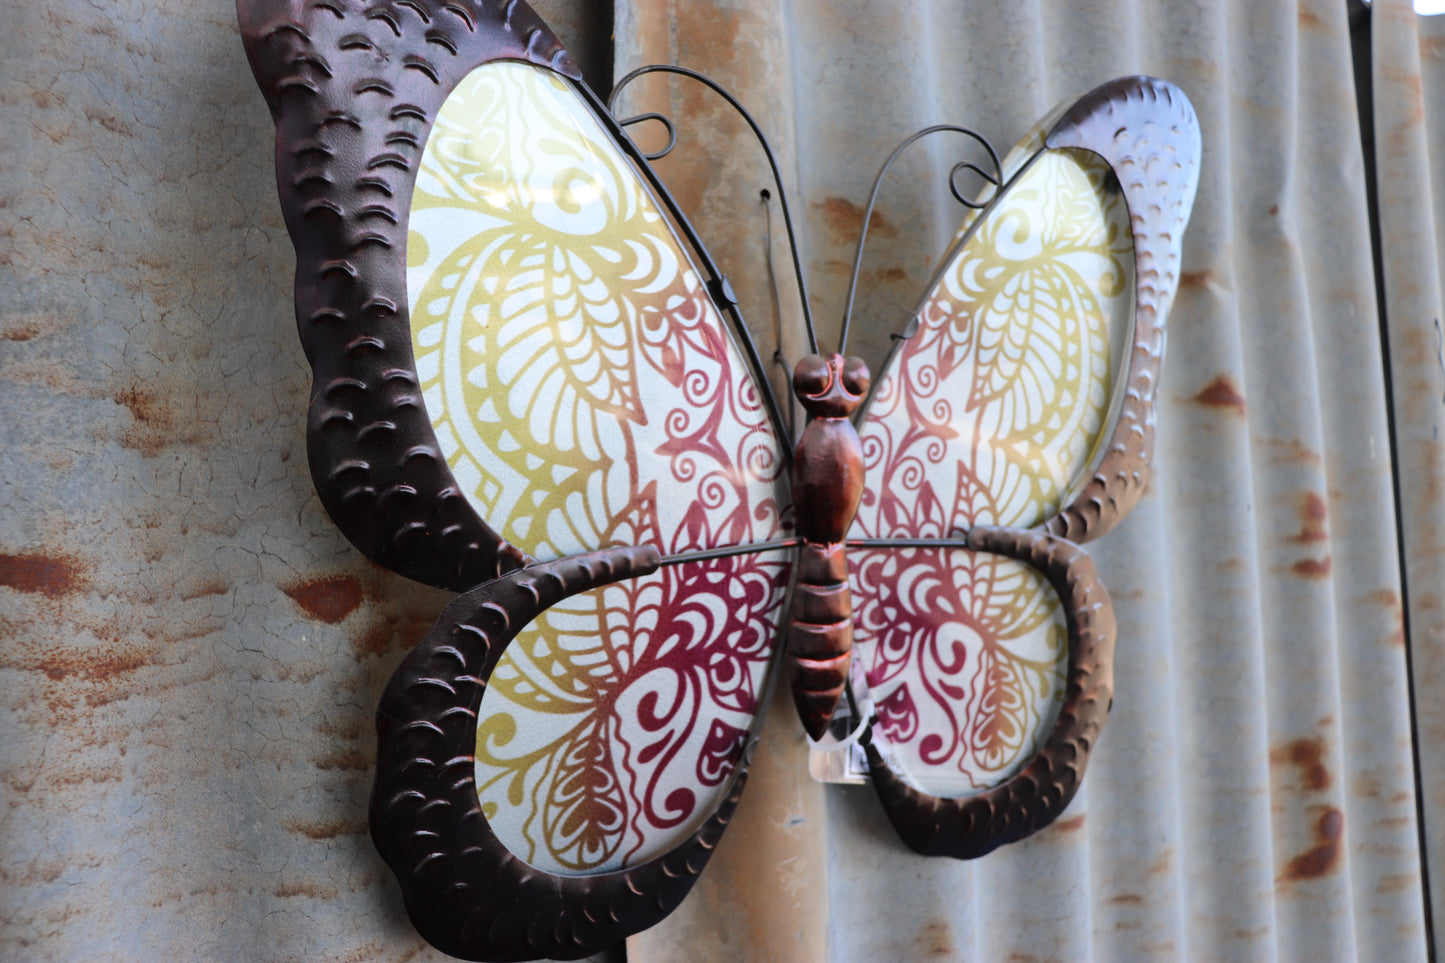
(793, 353, 870, 419)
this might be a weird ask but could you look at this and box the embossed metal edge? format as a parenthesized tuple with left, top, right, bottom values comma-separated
(237, 0, 580, 590)
(371, 546, 759, 962)
(1042, 76, 1202, 544)
(861, 527, 1116, 859)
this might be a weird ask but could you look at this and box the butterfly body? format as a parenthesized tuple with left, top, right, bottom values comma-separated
(787, 353, 870, 738)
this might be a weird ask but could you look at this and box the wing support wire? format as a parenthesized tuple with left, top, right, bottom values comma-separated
(608, 63, 819, 358)
(655, 538, 802, 568)
(838, 125, 1003, 357)
(566, 76, 795, 455)
(851, 145, 1050, 431)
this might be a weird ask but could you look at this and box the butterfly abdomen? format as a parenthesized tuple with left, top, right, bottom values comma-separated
(788, 354, 870, 740)
(788, 542, 855, 739)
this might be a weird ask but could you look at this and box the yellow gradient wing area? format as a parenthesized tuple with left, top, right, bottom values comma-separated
(406, 62, 790, 873)
(407, 61, 786, 562)
(849, 121, 1134, 797)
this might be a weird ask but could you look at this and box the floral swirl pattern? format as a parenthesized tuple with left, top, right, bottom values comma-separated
(406, 62, 789, 873)
(850, 142, 1133, 797)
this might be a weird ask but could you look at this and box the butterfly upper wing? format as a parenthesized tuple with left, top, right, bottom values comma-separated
(237, 0, 578, 592)
(848, 77, 1200, 854)
(240, 2, 793, 958)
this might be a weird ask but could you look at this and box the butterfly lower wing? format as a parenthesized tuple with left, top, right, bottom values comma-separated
(371, 547, 761, 960)
(859, 527, 1114, 858)
(849, 77, 1200, 852)
(240, 3, 793, 958)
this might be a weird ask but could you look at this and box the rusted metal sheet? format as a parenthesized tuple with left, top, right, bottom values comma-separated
(1374, 0, 1445, 949)
(0, 0, 1433, 960)
(614, 0, 1429, 960)
(0, 1, 614, 961)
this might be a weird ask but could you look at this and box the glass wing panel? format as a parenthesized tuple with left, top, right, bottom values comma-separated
(407, 62, 787, 561)
(849, 545, 1067, 797)
(475, 549, 791, 875)
(853, 137, 1135, 539)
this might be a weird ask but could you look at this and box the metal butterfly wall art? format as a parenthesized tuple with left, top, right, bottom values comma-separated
(237, 1, 1201, 959)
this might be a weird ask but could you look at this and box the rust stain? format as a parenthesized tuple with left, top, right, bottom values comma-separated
(1365, 588, 1406, 647)
(875, 265, 909, 284)
(1270, 736, 1331, 791)
(352, 606, 434, 660)
(1192, 374, 1247, 416)
(1291, 492, 1329, 544)
(815, 196, 897, 242)
(315, 747, 370, 772)
(1055, 814, 1086, 833)
(283, 575, 363, 624)
(283, 815, 368, 839)
(1109, 893, 1145, 905)
(1378, 873, 1419, 892)
(1264, 438, 1322, 465)
(915, 918, 956, 958)
(39, 646, 152, 682)
(1280, 807, 1344, 882)
(275, 881, 340, 900)
(0, 552, 87, 596)
(1269, 204, 1280, 216)
(3, 322, 39, 341)
(84, 106, 135, 138)
(1299, 5, 1322, 28)
(317, 715, 368, 741)
(1291, 556, 1333, 579)
(114, 382, 177, 456)
(1180, 268, 1219, 290)
(181, 581, 229, 601)
(1368, 588, 1400, 607)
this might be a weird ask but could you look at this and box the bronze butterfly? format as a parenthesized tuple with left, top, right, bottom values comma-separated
(238, 1, 1200, 958)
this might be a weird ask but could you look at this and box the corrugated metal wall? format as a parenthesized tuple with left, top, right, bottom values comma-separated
(0, 0, 1435, 959)
(614, 1, 1433, 960)
(1376, 0, 1445, 951)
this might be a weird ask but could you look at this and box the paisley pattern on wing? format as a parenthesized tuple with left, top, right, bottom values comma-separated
(849, 144, 1132, 797)
(407, 61, 785, 561)
(406, 62, 790, 873)
(477, 548, 789, 874)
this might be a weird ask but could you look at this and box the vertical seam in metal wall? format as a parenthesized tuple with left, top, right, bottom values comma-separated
(1353, 3, 1439, 957)
(1224, 0, 1284, 953)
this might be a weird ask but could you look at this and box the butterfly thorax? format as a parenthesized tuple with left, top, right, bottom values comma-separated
(787, 354, 869, 739)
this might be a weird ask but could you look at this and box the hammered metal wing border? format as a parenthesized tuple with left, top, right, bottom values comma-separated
(1041, 76, 1202, 544)
(237, 0, 582, 590)
(370, 546, 761, 962)
(861, 526, 1117, 859)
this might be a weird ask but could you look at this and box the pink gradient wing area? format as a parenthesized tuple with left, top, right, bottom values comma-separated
(849, 78, 1199, 803)
(849, 143, 1129, 796)
(475, 548, 791, 874)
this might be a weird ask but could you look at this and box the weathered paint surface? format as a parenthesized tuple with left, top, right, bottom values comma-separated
(1376, 0, 1445, 948)
(614, 1, 1428, 961)
(0, 0, 1435, 960)
(0, 2, 610, 960)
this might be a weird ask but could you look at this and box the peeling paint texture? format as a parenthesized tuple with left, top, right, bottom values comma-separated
(0, 2, 609, 960)
(0, 0, 1435, 960)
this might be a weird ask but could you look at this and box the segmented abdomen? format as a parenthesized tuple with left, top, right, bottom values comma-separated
(788, 540, 854, 740)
